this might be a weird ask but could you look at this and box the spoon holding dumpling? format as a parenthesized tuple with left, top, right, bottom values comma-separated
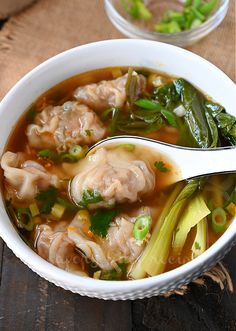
(87, 136, 236, 183)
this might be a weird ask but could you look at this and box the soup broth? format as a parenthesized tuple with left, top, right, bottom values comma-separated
(1, 67, 235, 280)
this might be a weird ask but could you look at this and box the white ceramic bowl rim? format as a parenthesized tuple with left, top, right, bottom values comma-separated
(0, 39, 235, 296)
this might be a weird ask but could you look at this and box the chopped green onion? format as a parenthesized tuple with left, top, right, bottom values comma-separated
(60, 153, 77, 163)
(69, 144, 86, 159)
(117, 143, 135, 151)
(93, 270, 102, 279)
(38, 149, 58, 160)
(226, 202, 236, 216)
(154, 21, 181, 33)
(136, 1, 152, 20)
(133, 215, 151, 240)
(161, 109, 178, 128)
(192, 0, 202, 8)
(16, 208, 34, 231)
(192, 7, 205, 21)
(211, 207, 227, 233)
(124, 0, 152, 20)
(51, 203, 65, 219)
(135, 99, 162, 110)
(199, 0, 218, 14)
(29, 202, 40, 217)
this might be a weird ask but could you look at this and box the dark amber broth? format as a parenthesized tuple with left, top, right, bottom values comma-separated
(2, 66, 235, 279)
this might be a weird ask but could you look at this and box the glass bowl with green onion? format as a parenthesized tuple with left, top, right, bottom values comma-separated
(104, 0, 229, 47)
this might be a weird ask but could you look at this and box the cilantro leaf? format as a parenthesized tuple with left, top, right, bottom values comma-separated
(36, 186, 58, 214)
(154, 161, 170, 173)
(194, 241, 201, 250)
(85, 129, 92, 136)
(79, 190, 103, 208)
(90, 208, 120, 237)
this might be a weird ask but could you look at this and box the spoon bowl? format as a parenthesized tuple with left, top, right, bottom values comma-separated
(88, 135, 236, 183)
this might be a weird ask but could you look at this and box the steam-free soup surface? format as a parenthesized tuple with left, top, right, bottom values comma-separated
(1, 67, 235, 280)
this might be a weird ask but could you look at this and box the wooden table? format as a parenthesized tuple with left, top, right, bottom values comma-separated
(0, 1, 235, 329)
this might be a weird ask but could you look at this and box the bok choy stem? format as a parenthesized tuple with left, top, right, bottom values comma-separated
(172, 194, 210, 256)
(191, 217, 207, 259)
(130, 183, 184, 279)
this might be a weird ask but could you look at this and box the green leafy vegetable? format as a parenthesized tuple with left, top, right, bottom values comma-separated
(154, 161, 170, 173)
(174, 78, 212, 148)
(205, 110, 218, 147)
(90, 208, 120, 237)
(79, 190, 103, 208)
(36, 186, 58, 214)
(153, 83, 180, 110)
(205, 101, 236, 145)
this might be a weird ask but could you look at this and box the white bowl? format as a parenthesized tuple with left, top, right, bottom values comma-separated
(0, 39, 235, 300)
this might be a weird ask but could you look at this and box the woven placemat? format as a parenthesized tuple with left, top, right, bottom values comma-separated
(0, 0, 235, 100)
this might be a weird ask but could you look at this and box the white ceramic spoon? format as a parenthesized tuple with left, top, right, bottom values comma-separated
(88, 136, 236, 183)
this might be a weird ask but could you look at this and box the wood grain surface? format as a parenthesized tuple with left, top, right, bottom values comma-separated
(0, 0, 235, 330)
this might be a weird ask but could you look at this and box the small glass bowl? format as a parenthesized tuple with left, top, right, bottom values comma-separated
(104, 0, 229, 47)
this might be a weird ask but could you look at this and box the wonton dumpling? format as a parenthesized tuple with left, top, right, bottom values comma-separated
(35, 224, 87, 276)
(68, 214, 112, 270)
(99, 215, 146, 265)
(1, 151, 59, 202)
(26, 102, 106, 152)
(70, 148, 155, 209)
(68, 211, 147, 271)
(74, 72, 146, 111)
